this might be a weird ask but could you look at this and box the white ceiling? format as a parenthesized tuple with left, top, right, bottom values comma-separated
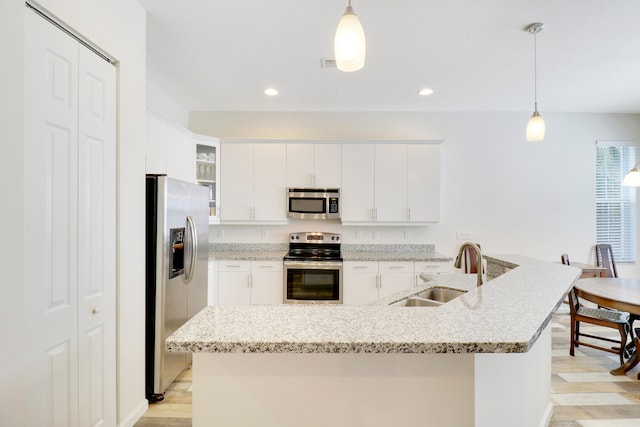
(137, 0, 640, 113)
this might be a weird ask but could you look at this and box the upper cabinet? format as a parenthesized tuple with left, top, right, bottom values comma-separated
(145, 112, 195, 183)
(194, 135, 220, 223)
(342, 142, 441, 224)
(220, 142, 287, 223)
(286, 143, 341, 188)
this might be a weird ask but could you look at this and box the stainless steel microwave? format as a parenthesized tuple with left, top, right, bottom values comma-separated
(287, 188, 340, 220)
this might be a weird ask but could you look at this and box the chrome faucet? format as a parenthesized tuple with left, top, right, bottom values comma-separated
(454, 242, 484, 286)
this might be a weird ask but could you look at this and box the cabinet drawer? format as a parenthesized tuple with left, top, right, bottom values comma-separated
(379, 261, 414, 273)
(415, 261, 454, 274)
(344, 261, 379, 273)
(251, 260, 283, 272)
(218, 260, 251, 272)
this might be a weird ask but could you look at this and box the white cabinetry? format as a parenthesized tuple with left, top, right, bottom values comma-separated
(344, 260, 453, 304)
(208, 260, 218, 306)
(287, 143, 342, 187)
(378, 261, 415, 297)
(195, 135, 220, 223)
(343, 261, 414, 304)
(220, 142, 287, 223)
(146, 112, 196, 183)
(343, 261, 379, 305)
(217, 260, 283, 306)
(342, 142, 441, 224)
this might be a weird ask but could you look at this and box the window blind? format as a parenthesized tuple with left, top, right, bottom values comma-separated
(595, 143, 636, 262)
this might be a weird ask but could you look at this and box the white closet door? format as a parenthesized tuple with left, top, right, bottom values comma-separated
(24, 9, 116, 427)
(77, 45, 116, 427)
(24, 9, 80, 427)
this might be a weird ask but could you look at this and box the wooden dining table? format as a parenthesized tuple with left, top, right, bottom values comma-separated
(574, 277, 640, 376)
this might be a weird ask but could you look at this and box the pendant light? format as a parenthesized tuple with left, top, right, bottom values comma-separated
(334, 0, 366, 72)
(525, 23, 545, 142)
(622, 165, 640, 186)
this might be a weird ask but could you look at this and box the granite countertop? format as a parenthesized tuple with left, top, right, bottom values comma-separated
(209, 243, 452, 262)
(168, 254, 580, 355)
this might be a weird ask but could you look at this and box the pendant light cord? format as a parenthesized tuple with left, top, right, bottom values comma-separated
(533, 32, 538, 111)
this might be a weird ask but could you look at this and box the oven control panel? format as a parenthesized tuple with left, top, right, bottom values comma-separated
(289, 232, 341, 244)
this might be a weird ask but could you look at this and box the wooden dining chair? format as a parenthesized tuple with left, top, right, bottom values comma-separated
(568, 286, 630, 365)
(560, 254, 571, 304)
(596, 244, 618, 278)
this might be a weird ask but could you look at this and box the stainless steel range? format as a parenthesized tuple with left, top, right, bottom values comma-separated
(283, 232, 343, 304)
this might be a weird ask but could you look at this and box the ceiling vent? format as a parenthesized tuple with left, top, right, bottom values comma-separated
(320, 58, 337, 68)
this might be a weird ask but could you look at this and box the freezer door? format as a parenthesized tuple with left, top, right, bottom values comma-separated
(187, 182, 209, 320)
(154, 177, 190, 395)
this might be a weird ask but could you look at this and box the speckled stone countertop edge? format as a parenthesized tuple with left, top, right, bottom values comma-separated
(168, 254, 580, 355)
(208, 243, 451, 262)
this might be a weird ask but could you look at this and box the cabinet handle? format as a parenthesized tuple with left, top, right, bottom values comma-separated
(92, 306, 101, 315)
(248, 273, 253, 288)
(388, 266, 405, 269)
(407, 208, 411, 221)
(257, 265, 274, 269)
(353, 265, 368, 269)
(225, 265, 242, 268)
(377, 274, 381, 288)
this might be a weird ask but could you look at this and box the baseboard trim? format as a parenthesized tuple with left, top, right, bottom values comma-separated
(118, 399, 148, 427)
(539, 401, 553, 427)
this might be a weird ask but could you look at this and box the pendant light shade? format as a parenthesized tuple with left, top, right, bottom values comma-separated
(526, 108, 546, 142)
(334, 1, 366, 72)
(525, 23, 545, 142)
(622, 165, 640, 186)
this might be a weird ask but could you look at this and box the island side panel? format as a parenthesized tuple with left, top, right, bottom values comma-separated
(475, 326, 552, 427)
(193, 352, 475, 427)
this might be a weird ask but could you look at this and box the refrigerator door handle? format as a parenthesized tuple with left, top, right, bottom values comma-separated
(184, 215, 198, 284)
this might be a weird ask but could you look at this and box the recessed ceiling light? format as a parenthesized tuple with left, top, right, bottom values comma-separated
(418, 88, 434, 96)
(264, 87, 279, 96)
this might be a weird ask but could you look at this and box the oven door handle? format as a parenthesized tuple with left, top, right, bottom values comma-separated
(284, 260, 343, 270)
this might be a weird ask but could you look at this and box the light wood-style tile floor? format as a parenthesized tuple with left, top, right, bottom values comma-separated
(135, 309, 640, 426)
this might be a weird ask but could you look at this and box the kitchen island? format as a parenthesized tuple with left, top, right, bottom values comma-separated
(168, 254, 579, 427)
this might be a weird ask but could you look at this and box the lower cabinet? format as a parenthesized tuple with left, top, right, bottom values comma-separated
(343, 261, 414, 305)
(217, 260, 283, 306)
(344, 261, 454, 305)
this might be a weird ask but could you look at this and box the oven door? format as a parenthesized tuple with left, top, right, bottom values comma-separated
(283, 260, 343, 304)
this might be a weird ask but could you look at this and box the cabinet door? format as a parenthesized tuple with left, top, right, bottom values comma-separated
(341, 144, 375, 222)
(375, 144, 408, 222)
(208, 260, 218, 306)
(218, 261, 251, 306)
(343, 262, 379, 305)
(313, 143, 342, 188)
(378, 262, 415, 297)
(407, 144, 440, 222)
(250, 261, 284, 305)
(253, 143, 287, 221)
(146, 114, 168, 174)
(220, 144, 254, 220)
(286, 144, 314, 187)
(166, 125, 196, 183)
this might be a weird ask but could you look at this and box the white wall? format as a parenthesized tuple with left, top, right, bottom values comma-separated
(0, 1, 26, 425)
(147, 80, 189, 127)
(0, 1, 148, 425)
(190, 111, 640, 276)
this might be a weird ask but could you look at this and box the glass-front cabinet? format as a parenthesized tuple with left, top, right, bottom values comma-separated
(194, 135, 220, 223)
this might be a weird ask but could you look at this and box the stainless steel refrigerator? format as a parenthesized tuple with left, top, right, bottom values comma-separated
(145, 175, 209, 401)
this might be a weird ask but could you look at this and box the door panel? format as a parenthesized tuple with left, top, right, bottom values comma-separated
(25, 9, 80, 426)
(77, 45, 116, 427)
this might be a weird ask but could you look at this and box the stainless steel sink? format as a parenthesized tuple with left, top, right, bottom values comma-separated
(414, 287, 467, 303)
(401, 297, 442, 307)
(390, 286, 467, 307)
